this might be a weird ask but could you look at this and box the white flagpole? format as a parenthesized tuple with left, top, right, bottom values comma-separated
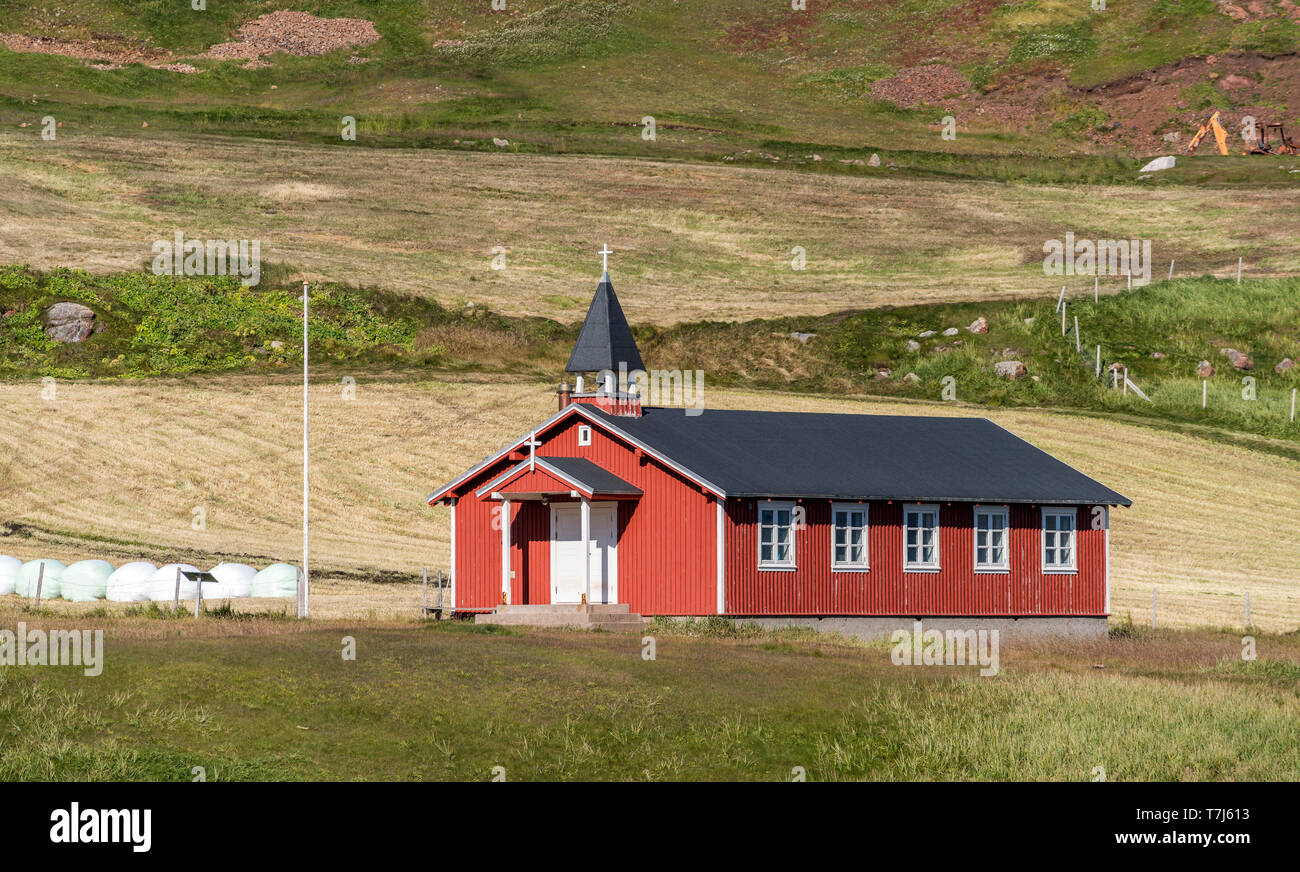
(301, 281, 310, 619)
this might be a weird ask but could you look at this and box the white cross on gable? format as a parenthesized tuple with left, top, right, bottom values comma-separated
(524, 431, 542, 471)
(599, 244, 612, 273)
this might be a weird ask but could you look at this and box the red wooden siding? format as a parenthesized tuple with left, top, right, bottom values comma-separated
(496, 466, 575, 496)
(446, 408, 1109, 617)
(448, 412, 717, 614)
(724, 500, 1105, 616)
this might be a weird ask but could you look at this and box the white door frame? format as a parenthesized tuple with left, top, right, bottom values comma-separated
(549, 501, 618, 604)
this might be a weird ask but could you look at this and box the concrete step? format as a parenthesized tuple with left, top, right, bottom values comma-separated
(475, 604, 645, 631)
(493, 603, 630, 616)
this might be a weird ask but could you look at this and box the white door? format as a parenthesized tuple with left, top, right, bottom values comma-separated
(550, 502, 618, 603)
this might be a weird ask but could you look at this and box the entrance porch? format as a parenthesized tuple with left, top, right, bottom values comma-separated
(475, 455, 641, 607)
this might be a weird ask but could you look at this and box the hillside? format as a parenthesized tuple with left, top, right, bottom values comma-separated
(2, 133, 1298, 327)
(4, 267, 1299, 447)
(0, 1, 1296, 159)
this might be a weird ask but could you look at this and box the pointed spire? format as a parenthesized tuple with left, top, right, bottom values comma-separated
(565, 271, 644, 375)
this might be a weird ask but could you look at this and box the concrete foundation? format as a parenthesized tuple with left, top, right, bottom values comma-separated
(722, 615, 1109, 642)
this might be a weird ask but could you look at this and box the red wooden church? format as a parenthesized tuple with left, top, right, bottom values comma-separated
(428, 269, 1131, 638)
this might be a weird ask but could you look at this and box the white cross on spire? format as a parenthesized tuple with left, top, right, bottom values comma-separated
(524, 430, 542, 471)
(599, 244, 613, 273)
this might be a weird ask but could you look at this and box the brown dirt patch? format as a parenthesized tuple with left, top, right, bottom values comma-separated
(0, 32, 168, 66)
(926, 52, 1300, 155)
(204, 11, 381, 61)
(1082, 52, 1300, 154)
(718, 7, 818, 52)
(870, 65, 972, 108)
(0, 11, 380, 71)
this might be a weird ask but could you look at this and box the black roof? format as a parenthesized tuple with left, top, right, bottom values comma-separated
(539, 457, 642, 495)
(565, 272, 645, 374)
(582, 407, 1131, 506)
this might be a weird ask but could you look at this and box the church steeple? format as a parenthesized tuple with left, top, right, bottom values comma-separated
(565, 259, 644, 376)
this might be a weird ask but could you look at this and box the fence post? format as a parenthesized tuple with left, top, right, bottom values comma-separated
(1168, 260, 1174, 281)
(422, 567, 428, 619)
(1237, 257, 1242, 284)
(1074, 315, 1080, 352)
(173, 566, 181, 611)
(33, 562, 44, 610)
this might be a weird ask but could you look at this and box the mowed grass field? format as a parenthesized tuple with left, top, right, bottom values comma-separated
(2, 373, 1298, 630)
(1, 608, 1298, 781)
(2, 131, 1298, 323)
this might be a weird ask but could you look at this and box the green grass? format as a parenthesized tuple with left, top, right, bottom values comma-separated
(4, 267, 1299, 447)
(1, 615, 1297, 780)
(0, 0, 1294, 175)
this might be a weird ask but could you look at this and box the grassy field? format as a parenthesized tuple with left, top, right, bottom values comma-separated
(0, 0, 1294, 159)
(1, 607, 1297, 781)
(2, 373, 1299, 630)
(1, 132, 1297, 324)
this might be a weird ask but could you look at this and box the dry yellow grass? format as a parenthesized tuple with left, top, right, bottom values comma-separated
(2, 131, 1297, 324)
(1, 373, 1297, 629)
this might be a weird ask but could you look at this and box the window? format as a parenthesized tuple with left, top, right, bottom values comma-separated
(904, 505, 940, 570)
(577, 425, 592, 446)
(832, 503, 869, 570)
(1042, 509, 1076, 572)
(758, 501, 796, 569)
(974, 507, 1009, 572)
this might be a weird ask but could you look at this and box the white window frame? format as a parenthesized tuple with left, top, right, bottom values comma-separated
(757, 501, 797, 571)
(973, 506, 1010, 573)
(1041, 508, 1077, 573)
(831, 502, 869, 571)
(577, 425, 592, 446)
(903, 504, 941, 571)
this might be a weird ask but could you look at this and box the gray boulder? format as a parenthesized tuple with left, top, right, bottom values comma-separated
(44, 302, 100, 343)
(994, 360, 1027, 379)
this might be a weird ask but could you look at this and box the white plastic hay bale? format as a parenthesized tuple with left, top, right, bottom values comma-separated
(0, 556, 22, 595)
(250, 563, 299, 598)
(61, 559, 114, 601)
(146, 563, 201, 602)
(18, 559, 66, 599)
(208, 563, 257, 598)
(106, 562, 158, 602)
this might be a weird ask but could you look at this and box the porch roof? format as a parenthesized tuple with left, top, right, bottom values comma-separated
(476, 456, 642, 500)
